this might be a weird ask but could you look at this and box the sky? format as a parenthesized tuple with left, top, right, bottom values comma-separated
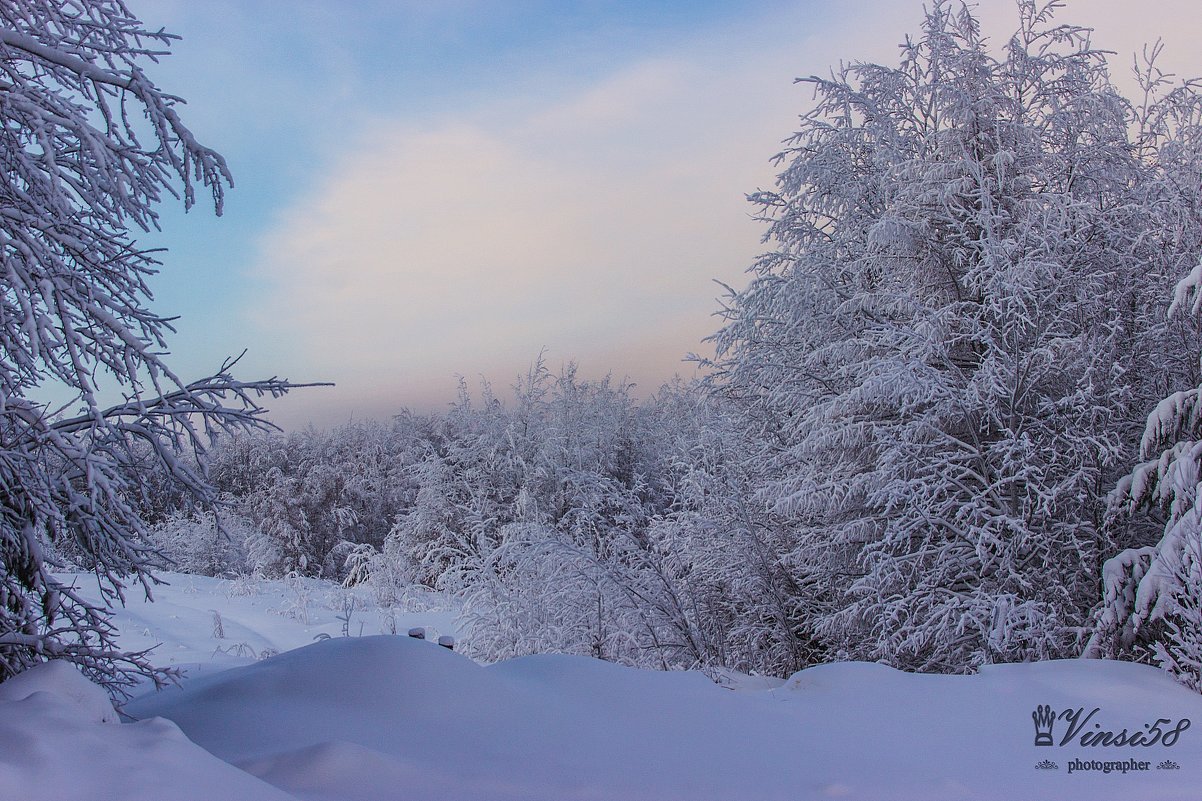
(126, 0, 1202, 428)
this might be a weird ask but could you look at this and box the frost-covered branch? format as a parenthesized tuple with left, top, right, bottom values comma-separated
(0, 1, 312, 691)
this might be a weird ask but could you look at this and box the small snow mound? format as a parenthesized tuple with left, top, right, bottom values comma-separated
(781, 660, 905, 692)
(0, 660, 117, 723)
(125, 634, 491, 765)
(0, 663, 294, 801)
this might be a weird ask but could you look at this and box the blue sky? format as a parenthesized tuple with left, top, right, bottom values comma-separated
(129, 0, 1201, 427)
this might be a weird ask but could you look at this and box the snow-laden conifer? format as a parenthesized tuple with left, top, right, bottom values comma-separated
(712, 1, 1200, 671)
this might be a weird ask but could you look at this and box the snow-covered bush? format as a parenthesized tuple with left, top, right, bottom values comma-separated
(146, 510, 254, 578)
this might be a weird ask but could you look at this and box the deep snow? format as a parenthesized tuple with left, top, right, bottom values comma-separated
(124, 636, 1202, 801)
(0, 660, 293, 801)
(3, 573, 1201, 800)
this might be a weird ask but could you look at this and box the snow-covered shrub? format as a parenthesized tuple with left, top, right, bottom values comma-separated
(147, 510, 254, 578)
(342, 538, 421, 608)
(275, 572, 316, 625)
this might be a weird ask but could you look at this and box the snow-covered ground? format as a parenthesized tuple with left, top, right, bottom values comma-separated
(54, 571, 460, 688)
(2, 573, 1201, 800)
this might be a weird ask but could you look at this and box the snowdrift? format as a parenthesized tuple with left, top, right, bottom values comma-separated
(5, 573, 1200, 801)
(121, 635, 1202, 801)
(0, 660, 292, 801)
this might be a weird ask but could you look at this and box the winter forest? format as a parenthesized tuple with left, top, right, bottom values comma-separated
(123, 0, 1202, 688)
(8, 0, 1202, 796)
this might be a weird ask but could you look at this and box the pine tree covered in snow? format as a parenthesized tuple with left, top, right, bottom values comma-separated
(711, 1, 1199, 672)
(0, 1, 297, 690)
(1090, 267, 1202, 684)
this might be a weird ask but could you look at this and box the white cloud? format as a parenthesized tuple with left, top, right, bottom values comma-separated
(247, 0, 1202, 426)
(248, 17, 838, 422)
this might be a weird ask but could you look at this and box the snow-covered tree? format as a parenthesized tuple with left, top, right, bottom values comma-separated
(0, 1, 297, 690)
(1089, 263, 1202, 685)
(643, 381, 818, 675)
(711, 1, 1197, 671)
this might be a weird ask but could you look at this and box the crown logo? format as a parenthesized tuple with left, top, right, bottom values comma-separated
(1157, 760, 1180, 770)
(1035, 759, 1059, 770)
(1033, 704, 1056, 746)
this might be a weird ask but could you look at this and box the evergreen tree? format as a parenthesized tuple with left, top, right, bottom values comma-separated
(712, 1, 1196, 671)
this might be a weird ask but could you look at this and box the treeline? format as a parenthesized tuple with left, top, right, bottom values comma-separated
(145, 365, 806, 675)
(140, 307, 1184, 682)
